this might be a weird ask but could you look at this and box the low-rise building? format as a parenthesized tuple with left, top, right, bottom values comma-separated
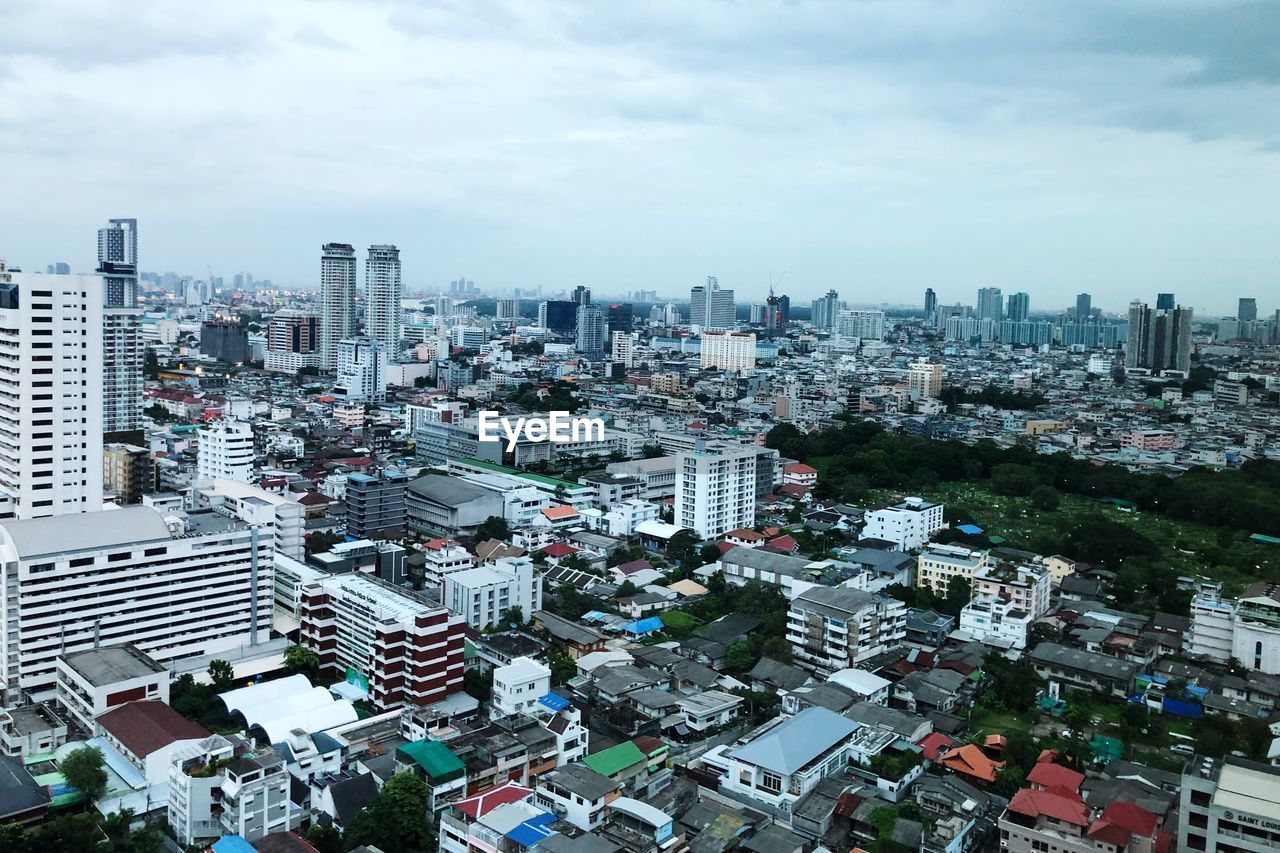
(55, 643, 169, 734)
(720, 706, 859, 814)
(443, 556, 543, 631)
(862, 497, 944, 551)
(492, 657, 552, 719)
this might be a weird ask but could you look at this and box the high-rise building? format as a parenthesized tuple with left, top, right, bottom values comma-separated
(977, 287, 1004, 320)
(575, 305, 607, 353)
(200, 321, 250, 365)
(538, 300, 577, 333)
(1075, 292, 1092, 321)
(765, 292, 786, 334)
(700, 331, 757, 371)
(906, 361, 944, 398)
(97, 218, 143, 435)
(496, 299, 520, 320)
(1179, 757, 1280, 853)
(1007, 292, 1030, 322)
(689, 276, 735, 330)
(197, 421, 255, 482)
(345, 471, 409, 539)
(605, 303, 633, 333)
(811, 290, 841, 330)
(335, 336, 387, 402)
(0, 266, 104, 521)
(1126, 299, 1193, 373)
(0, 503, 277, 702)
(365, 244, 402, 362)
(1156, 292, 1176, 310)
(571, 285, 591, 306)
(1239, 297, 1258, 323)
(611, 331, 635, 369)
(264, 310, 320, 373)
(320, 243, 357, 371)
(103, 443, 155, 504)
(836, 309, 885, 340)
(675, 446, 757, 539)
(923, 288, 937, 321)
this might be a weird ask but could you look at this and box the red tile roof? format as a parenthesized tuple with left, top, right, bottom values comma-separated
(938, 744, 1006, 783)
(785, 463, 817, 474)
(615, 559, 654, 576)
(917, 732, 956, 762)
(96, 701, 209, 758)
(454, 782, 533, 819)
(540, 543, 580, 558)
(1027, 760, 1085, 794)
(765, 535, 799, 552)
(1007, 789, 1089, 827)
(1092, 801, 1158, 840)
(542, 505, 580, 521)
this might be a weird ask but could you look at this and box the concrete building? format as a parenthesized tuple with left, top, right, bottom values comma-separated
(103, 443, 155, 504)
(906, 361, 944, 398)
(689, 276, 735, 330)
(169, 735, 296, 846)
(970, 563, 1051, 620)
(491, 656, 551, 719)
(863, 498, 945, 551)
(720, 706, 859, 813)
(335, 336, 386, 402)
(1231, 583, 1280, 674)
(406, 475, 505, 539)
(197, 420, 255, 482)
(200, 321, 250, 365)
(1179, 757, 1280, 853)
(265, 310, 320, 373)
(674, 446, 757, 539)
(700, 331, 757, 371)
(442, 556, 543, 631)
(365, 244, 402, 360)
(97, 219, 143, 436)
(575, 305, 607, 352)
(611, 331, 635, 368)
(345, 470, 408, 539)
(836, 309, 886, 340)
(0, 266, 105, 521)
(811, 290, 840, 330)
(300, 572, 465, 710)
(787, 587, 907, 675)
(320, 243, 357, 371)
(1190, 594, 1237, 664)
(54, 643, 169, 733)
(0, 505, 275, 703)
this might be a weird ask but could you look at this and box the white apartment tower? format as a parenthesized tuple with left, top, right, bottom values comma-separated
(611, 331, 635, 369)
(365, 244, 402, 362)
(197, 421, 255, 482)
(97, 218, 143, 434)
(675, 446, 757, 539)
(335, 336, 386, 402)
(836, 309, 886, 340)
(700, 331, 757, 371)
(0, 505, 276, 703)
(690, 276, 736, 330)
(320, 243, 357, 371)
(0, 266, 105, 521)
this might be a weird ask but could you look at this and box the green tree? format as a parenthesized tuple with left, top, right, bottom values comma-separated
(464, 667, 493, 703)
(699, 543, 723, 565)
(474, 515, 510, 542)
(283, 644, 321, 682)
(143, 348, 160, 380)
(1030, 485, 1061, 511)
(614, 579, 638, 598)
(307, 825, 344, 853)
(765, 423, 809, 461)
(547, 650, 577, 685)
(504, 605, 525, 626)
(100, 809, 163, 853)
(61, 746, 108, 802)
(940, 575, 971, 618)
(761, 636, 794, 664)
(343, 771, 435, 853)
(725, 640, 756, 673)
(207, 659, 235, 692)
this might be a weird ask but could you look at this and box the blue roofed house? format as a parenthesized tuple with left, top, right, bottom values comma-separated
(717, 706, 860, 815)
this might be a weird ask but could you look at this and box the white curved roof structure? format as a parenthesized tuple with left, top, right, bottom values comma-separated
(227, 686, 335, 725)
(219, 674, 313, 717)
(218, 675, 357, 746)
(250, 701, 359, 746)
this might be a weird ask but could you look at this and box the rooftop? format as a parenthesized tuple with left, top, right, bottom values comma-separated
(60, 643, 165, 687)
(0, 506, 172, 558)
(729, 706, 858, 776)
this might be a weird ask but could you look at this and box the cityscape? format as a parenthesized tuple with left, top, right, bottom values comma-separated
(3, 4, 1280, 853)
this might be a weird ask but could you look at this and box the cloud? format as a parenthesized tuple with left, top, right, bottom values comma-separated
(292, 23, 352, 50)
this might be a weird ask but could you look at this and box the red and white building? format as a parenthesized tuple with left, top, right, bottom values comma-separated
(1120, 429, 1176, 451)
(300, 573, 465, 711)
(782, 463, 818, 488)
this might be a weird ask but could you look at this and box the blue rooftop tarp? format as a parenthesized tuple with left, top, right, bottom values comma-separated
(212, 838, 257, 853)
(506, 812, 558, 846)
(956, 524, 984, 535)
(624, 616, 665, 635)
(538, 693, 571, 712)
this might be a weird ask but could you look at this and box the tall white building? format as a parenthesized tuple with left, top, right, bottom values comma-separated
(575, 305, 607, 353)
(364, 244, 402, 362)
(611, 331, 635, 368)
(0, 505, 276, 703)
(675, 446, 757, 539)
(836, 309, 886, 340)
(98, 218, 143, 434)
(319, 243, 357, 371)
(811, 290, 840, 330)
(335, 336, 386, 402)
(689, 276, 736, 330)
(863, 498, 944, 551)
(197, 421, 255, 482)
(443, 556, 543, 630)
(700, 331, 757, 371)
(0, 266, 105, 521)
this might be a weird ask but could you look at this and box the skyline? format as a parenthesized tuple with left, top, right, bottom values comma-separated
(3, 1, 1279, 313)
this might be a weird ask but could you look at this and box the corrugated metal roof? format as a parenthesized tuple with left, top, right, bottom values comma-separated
(728, 707, 858, 775)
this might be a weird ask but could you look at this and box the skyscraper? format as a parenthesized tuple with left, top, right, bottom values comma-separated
(1126, 299, 1193, 373)
(575, 305, 607, 353)
(1075, 292, 1092, 321)
(538, 300, 577, 333)
(1239, 298, 1258, 323)
(977, 287, 1004, 320)
(1007, 292, 1030, 322)
(606, 303, 634, 333)
(0, 264, 105, 520)
(812, 289, 840, 330)
(924, 288, 937, 320)
(572, 285, 591, 306)
(98, 218, 143, 435)
(689, 276, 735, 330)
(365, 244, 402, 362)
(1156, 293, 1176, 310)
(320, 243, 357, 371)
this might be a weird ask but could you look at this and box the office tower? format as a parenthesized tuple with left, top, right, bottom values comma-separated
(1125, 301, 1149, 369)
(1239, 298, 1257, 323)
(977, 286, 1004, 320)
(907, 361, 944, 398)
(200, 321, 250, 364)
(1007, 292, 1030, 322)
(365, 244, 402, 362)
(689, 276, 735, 330)
(345, 471, 409, 539)
(924, 288, 937, 320)
(0, 266, 104, 521)
(811, 289, 841, 330)
(1156, 292, 1175, 310)
(700, 331, 757, 371)
(197, 421, 255, 482)
(675, 445, 757, 539)
(264, 310, 320, 372)
(606, 303, 634, 333)
(102, 443, 155, 504)
(1075, 292, 1092, 321)
(496, 299, 520, 320)
(611, 331, 635, 368)
(663, 303, 681, 325)
(765, 292, 786, 334)
(836, 309, 886, 340)
(572, 285, 591, 306)
(575, 305, 607, 352)
(0, 502, 279, 702)
(97, 218, 143, 435)
(335, 336, 387, 402)
(778, 294, 791, 326)
(320, 243, 357, 371)
(538, 300, 577, 333)
(1126, 299, 1193, 373)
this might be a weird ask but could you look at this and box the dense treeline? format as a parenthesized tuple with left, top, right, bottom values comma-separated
(767, 421, 1280, 537)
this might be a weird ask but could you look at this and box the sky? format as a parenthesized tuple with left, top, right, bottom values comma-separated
(2, 0, 1278, 315)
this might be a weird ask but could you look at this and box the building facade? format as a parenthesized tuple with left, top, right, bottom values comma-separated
(197, 420, 255, 482)
(335, 336, 386, 402)
(674, 447, 757, 539)
(700, 331, 757, 371)
(365, 244, 402, 361)
(320, 243, 357, 371)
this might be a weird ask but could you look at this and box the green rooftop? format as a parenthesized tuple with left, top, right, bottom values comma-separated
(582, 741, 645, 777)
(396, 740, 465, 782)
(455, 458, 585, 491)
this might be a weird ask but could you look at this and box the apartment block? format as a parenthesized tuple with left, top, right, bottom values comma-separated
(674, 446, 757, 539)
(862, 497, 944, 551)
(787, 586, 907, 675)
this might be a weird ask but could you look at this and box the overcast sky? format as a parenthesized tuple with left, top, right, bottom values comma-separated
(2, 0, 1278, 314)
